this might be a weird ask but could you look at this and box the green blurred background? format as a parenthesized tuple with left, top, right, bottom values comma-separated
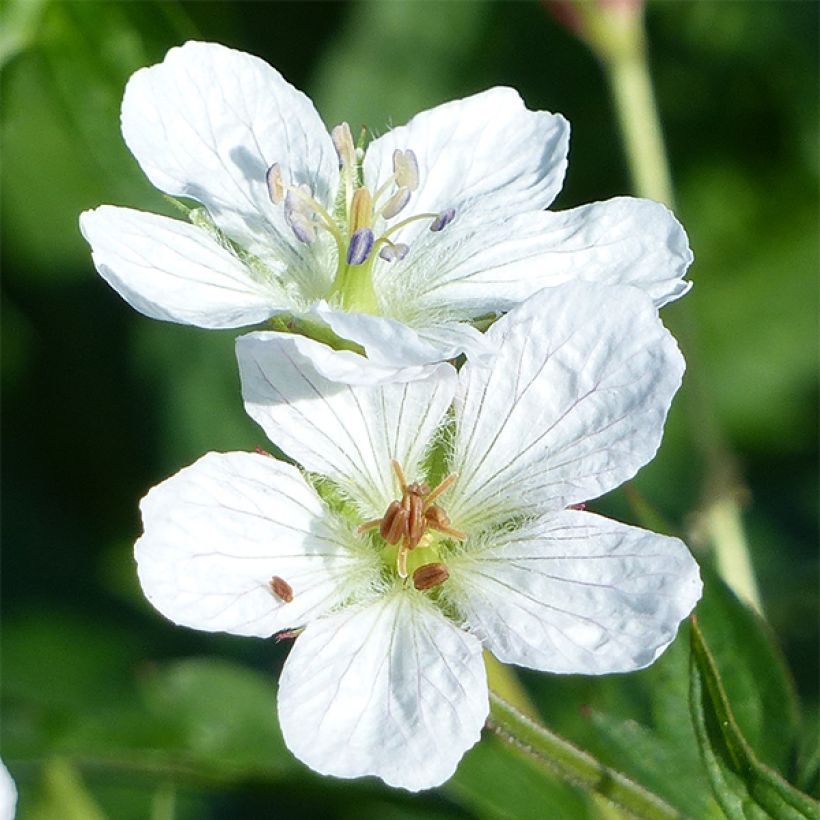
(1, 1, 817, 817)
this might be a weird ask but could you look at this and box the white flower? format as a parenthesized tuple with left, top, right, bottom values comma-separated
(0, 760, 16, 820)
(135, 282, 701, 791)
(80, 41, 692, 383)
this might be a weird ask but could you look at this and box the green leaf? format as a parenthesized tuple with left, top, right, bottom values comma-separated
(29, 759, 108, 820)
(689, 616, 820, 818)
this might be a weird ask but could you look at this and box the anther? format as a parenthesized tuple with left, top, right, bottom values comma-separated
(430, 208, 456, 232)
(350, 187, 373, 232)
(393, 149, 419, 191)
(413, 562, 450, 591)
(285, 186, 317, 244)
(266, 163, 285, 204)
(378, 242, 409, 262)
(269, 575, 294, 603)
(347, 227, 375, 265)
(331, 122, 356, 168)
(380, 187, 411, 220)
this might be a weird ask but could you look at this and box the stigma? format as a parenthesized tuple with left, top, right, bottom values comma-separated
(264, 123, 456, 305)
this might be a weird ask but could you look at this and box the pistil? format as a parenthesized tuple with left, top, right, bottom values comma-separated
(266, 128, 457, 314)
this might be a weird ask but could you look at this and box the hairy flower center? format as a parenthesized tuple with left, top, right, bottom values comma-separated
(358, 459, 465, 588)
(266, 122, 456, 313)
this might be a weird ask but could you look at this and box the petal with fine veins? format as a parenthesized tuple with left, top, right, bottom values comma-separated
(121, 41, 338, 271)
(447, 283, 684, 532)
(447, 510, 702, 674)
(136, 452, 376, 637)
(81, 206, 283, 327)
(364, 87, 569, 244)
(237, 333, 457, 517)
(314, 301, 496, 367)
(400, 197, 693, 318)
(278, 591, 488, 791)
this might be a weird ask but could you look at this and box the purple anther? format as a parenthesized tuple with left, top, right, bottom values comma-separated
(430, 208, 456, 232)
(378, 242, 410, 263)
(381, 187, 411, 219)
(347, 228, 375, 265)
(287, 212, 316, 244)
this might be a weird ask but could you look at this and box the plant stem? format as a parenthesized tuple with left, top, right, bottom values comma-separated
(488, 691, 680, 819)
(579, 1, 762, 614)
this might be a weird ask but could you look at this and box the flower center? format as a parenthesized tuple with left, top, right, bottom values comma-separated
(358, 459, 465, 588)
(266, 122, 456, 314)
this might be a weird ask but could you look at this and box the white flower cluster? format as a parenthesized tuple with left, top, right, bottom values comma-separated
(82, 42, 701, 791)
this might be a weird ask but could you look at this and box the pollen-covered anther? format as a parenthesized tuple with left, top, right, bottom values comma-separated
(269, 575, 294, 603)
(266, 162, 285, 204)
(413, 562, 450, 591)
(357, 460, 464, 579)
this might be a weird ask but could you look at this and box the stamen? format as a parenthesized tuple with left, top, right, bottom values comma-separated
(424, 472, 458, 508)
(269, 575, 294, 603)
(347, 227, 375, 265)
(349, 187, 373, 232)
(430, 208, 456, 232)
(285, 185, 317, 244)
(413, 562, 450, 591)
(378, 242, 409, 262)
(380, 187, 411, 219)
(393, 149, 419, 191)
(266, 163, 285, 204)
(331, 122, 356, 168)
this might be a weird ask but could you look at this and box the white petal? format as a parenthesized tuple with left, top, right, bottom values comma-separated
(136, 451, 377, 637)
(447, 283, 684, 531)
(278, 591, 488, 791)
(121, 41, 338, 269)
(447, 510, 702, 674)
(402, 198, 692, 317)
(314, 301, 495, 367)
(260, 329, 450, 386)
(81, 206, 283, 328)
(237, 333, 457, 517)
(363, 88, 569, 243)
(0, 760, 16, 820)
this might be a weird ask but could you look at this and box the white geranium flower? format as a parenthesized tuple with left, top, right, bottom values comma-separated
(0, 760, 16, 820)
(80, 41, 692, 382)
(135, 282, 701, 791)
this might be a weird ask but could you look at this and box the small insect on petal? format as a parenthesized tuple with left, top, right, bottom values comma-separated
(413, 562, 450, 591)
(270, 575, 294, 603)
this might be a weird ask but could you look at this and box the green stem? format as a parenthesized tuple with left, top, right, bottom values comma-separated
(488, 691, 680, 819)
(580, 2, 762, 614)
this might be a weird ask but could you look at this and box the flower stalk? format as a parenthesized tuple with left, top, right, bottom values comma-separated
(488, 691, 679, 819)
(567, 0, 762, 614)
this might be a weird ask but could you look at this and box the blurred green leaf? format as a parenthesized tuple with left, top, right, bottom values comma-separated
(29, 759, 108, 820)
(689, 617, 819, 818)
(1, 0, 194, 278)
